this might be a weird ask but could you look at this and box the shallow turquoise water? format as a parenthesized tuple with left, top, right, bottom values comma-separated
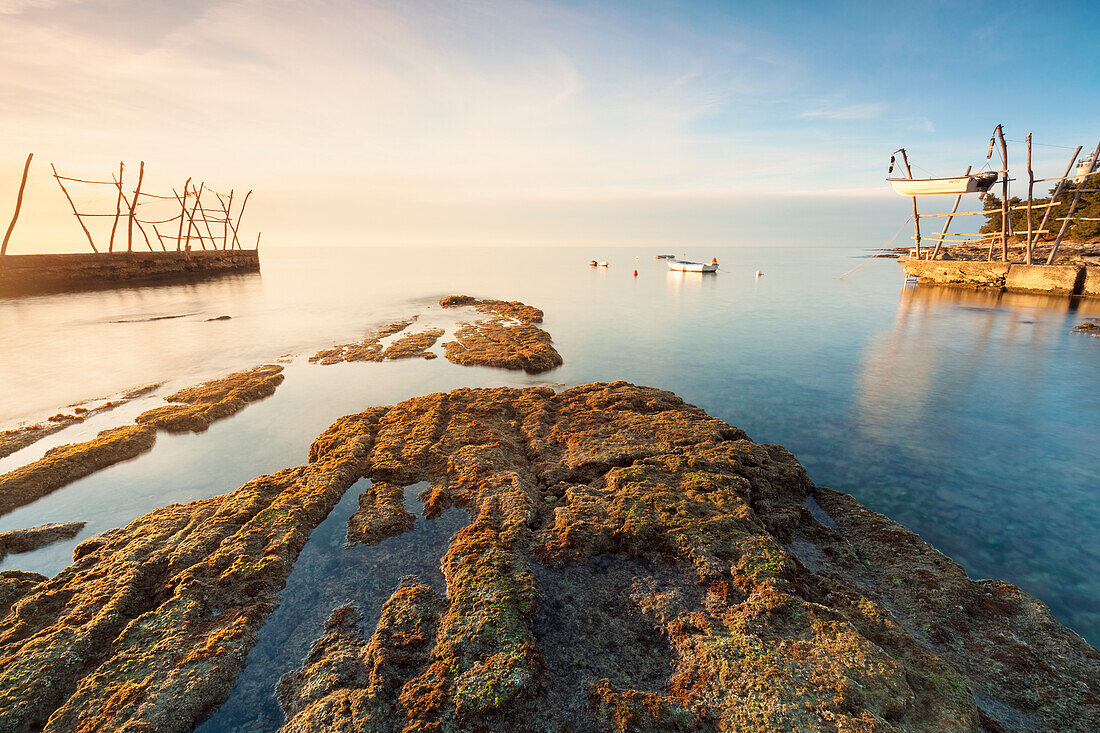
(1, 245, 1097, 651)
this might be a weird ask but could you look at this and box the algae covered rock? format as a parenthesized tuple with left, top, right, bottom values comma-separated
(136, 364, 285, 432)
(0, 383, 1096, 733)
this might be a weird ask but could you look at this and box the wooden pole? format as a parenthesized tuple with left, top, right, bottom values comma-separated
(50, 163, 98, 253)
(930, 164, 971, 260)
(995, 125, 1009, 262)
(188, 182, 205, 250)
(1, 153, 33, 257)
(255, 231, 261, 250)
(222, 190, 232, 249)
(151, 225, 167, 251)
(216, 191, 241, 250)
(196, 187, 218, 247)
(1033, 145, 1083, 253)
(175, 177, 190, 251)
(898, 149, 920, 258)
(1047, 138, 1100, 265)
(127, 161, 144, 253)
(109, 162, 123, 252)
(1025, 134, 1034, 264)
(233, 189, 252, 250)
(113, 176, 155, 251)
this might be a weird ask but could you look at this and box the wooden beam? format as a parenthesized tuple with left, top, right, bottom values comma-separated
(1033, 145, 1082, 249)
(127, 161, 144, 253)
(1047, 139, 1100, 264)
(50, 163, 98, 253)
(1, 153, 33, 257)
(113, 181, 155, 252)
(931, 165, 971, 260)
(995, 125, 1009, 261)
(1025, 134, 1033, 264)
(233, 189, 251, 250)
(109, 161, 123, 252)
(898, 149, 920, 258)
(174, 177, 190, 251)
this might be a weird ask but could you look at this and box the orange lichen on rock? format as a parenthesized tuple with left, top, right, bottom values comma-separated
(437, 295, 561, 374)
(135, 364, 284, 433)
(0, 400, 127, 459)
(0, 424, 156, 517)
(345, 481, 415, 545)
(2, 383, 1097, 733)
(0, 521, 86, 562)
(310, 319, 418, 365)
(439, 295, 544, 324)
(383, 329, 444, 360)
(0, 408, 373, 733)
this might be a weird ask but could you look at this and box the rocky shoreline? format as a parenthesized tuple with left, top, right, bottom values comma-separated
(0, 365, 285, 520)
(0, 383, 1095, 732)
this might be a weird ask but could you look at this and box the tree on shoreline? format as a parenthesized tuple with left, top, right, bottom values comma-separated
(981, 173, 1099, 241)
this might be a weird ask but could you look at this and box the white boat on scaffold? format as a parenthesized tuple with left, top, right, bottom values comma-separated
(887, 171, 998, 196)
(667, 259, 718, 273)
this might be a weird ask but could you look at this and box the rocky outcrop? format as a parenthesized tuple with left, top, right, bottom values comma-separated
(1072, 319, 1100, 336)
(310, 319, 418, 365)
(384, 329, 444, 360)
(440, 295, 546, 324)
(0, 406, 378, 733)
(0, 522, 86, 562)
(439, 295, 562, 373)
(0, 424, 156, 518)
(1, 384, 1095, 732)
(135, 364, 284, 433)
(345, 481, 415, 545)
(0, 368, 283, 521)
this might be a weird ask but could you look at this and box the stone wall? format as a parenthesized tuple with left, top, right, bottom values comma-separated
(903, 259, 1098, 297)
(0, 250, 260, 296)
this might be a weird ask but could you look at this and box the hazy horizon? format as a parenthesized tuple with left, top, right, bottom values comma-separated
(3, 0, 1099, 253)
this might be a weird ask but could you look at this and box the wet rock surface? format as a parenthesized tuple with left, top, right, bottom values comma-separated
(0, 522, 86, 562)
(310, 319, 419, 365)
(1072, 318, 1100, 336)
(0, 424, 157, 518)
(136, 364, 285, 433)
(439, 295, 563, 373)
(0, 367, 284, 520)
(384, 329, 445, 360)
(0, 383, 1096, 732)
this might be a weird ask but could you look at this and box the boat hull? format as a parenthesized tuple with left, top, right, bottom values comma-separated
(667, 260, 717, 273)
(887, 172, 997, 196)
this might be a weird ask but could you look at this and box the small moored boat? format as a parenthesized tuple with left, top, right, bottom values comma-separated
(654, 254, 675, 259)
(667, 259, 717, 273)
(887, 172, 997, 196)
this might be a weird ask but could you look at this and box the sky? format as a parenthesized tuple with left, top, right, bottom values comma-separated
(2, 0, 1099, 251)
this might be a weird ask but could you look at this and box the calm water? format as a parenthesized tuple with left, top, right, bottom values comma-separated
(1, 245, 1098, 658)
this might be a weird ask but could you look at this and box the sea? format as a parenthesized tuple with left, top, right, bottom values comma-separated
(1, 245, 1097, 729)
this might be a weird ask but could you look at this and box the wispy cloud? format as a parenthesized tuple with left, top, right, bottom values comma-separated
(800, 102, 886, 120)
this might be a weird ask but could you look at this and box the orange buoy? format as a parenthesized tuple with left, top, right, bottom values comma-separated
(633, 269, 638, 277)
(711, 257, 718, 265)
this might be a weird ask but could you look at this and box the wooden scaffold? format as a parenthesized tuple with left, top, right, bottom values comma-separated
(0, 155, 258, 263)
(887, 124, 1099, 265)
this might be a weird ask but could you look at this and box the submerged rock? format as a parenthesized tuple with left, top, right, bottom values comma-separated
(1072, 319, 1100, 336)
(0, 424, 156, 517)
(136, 364, 285, 433)
(0, 521, 86, 562)
(383, 328, 445, 360)
(310, 319, 419, 365)
(0, 383, 1095, 732)
(0, 367, 283, 521)
(439, 295, 562, 373)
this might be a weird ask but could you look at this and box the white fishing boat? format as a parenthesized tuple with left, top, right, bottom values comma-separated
(667, 259, 717, 273)
(887, 171, 997, 196)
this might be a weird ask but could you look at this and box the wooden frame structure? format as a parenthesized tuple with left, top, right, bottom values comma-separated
(0, 156, 256, 262)
(894, 125, 1099, 264)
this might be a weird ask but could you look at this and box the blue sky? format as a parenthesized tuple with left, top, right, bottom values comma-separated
(2, 0, 1098, 249)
